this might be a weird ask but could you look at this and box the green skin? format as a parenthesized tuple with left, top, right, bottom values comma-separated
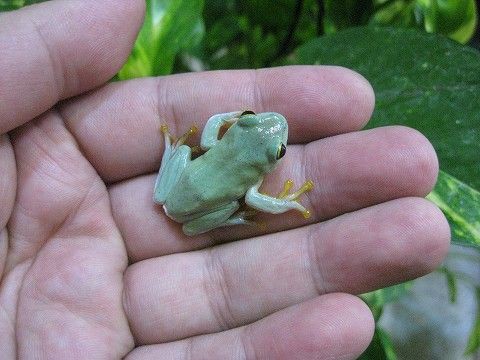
(154, 111, 309, 236)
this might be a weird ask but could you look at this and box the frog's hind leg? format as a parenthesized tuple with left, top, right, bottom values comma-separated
(182, 201, 240, 236)
(245, 178, 314, 219)
(223, 210, 259, 227)
(154, 125, 196, 204)
(154, 145, 191, 204)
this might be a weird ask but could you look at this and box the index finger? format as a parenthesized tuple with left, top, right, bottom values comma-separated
(60, 66, 375, 182)
(0, 0, 145, 134)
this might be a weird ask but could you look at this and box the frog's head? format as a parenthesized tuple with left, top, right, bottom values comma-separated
(236, 111, 289, 172)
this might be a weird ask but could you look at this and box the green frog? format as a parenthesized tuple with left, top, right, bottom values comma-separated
(154, 111, 313, 236)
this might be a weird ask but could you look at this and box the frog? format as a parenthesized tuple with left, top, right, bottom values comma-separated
(154, 110, 314, 236)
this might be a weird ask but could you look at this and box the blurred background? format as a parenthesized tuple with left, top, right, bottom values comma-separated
(1, 0, 479, 359)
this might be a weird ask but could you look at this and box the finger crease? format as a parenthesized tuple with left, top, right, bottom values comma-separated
(240, 324, 259, 360)
(203, 248, 236, 331)
(157, 78, 179, 136)
(184, 336, 194, 360)
(29, 18, 65, 100)
(251, 70, 266, 112)
(304, 226, 328, 296)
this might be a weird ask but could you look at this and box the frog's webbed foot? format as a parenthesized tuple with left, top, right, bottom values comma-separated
(161, 124, 198, 153)
(245, 178, 314, 219)
(276, 179, 314, 218)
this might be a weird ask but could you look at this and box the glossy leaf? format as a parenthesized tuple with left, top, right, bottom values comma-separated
(359, 326, 398, 360)
(0, 0, 22, 11)
(295, 27, 480, 190)
(418, 0, 478, 43)
(203, 0, 236, 28)
(198, 0, 319, 69)
(362, 282, 413, 321)
(370, 0, 421, 28)
(427, 171, 480, 248)
(464, 288, 480, 355)
(323, 0, 374, 33)
(238, 0, 295, 32)
(0, 0, 45, 11)
(369, 0, 478, 43)
(118, 0, 204, 79)
(438, 266, 458, 303)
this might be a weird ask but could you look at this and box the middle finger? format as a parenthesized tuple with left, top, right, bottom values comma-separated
(110, 125, 438, 261)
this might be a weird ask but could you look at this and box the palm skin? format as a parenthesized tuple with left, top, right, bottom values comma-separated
(0, 1, 450, 359)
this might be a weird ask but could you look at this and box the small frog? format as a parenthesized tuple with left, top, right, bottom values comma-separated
(154, 111, 314, 236)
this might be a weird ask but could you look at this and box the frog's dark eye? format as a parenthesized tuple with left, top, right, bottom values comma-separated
(276, 143, 286, 159)
(241, 110, 256, 116)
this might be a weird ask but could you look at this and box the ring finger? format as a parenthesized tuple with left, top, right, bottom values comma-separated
(123, 197, 449, 345)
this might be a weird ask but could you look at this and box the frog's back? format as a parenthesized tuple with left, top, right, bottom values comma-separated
(166, 171, 228, 211)
(165, 129, 269, 219)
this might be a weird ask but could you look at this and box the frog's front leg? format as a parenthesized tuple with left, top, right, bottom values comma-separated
(200, 111, 242, 150)
(182, 201, 240, 236)
(245, 178, 314, 219)
(154, 125, 196, 204)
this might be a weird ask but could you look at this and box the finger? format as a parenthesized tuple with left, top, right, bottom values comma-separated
(125, 294, 374, 359)
(110, 126, 439, 261)
(0, 135, 16, 276)
(0, 0, 145, 134)
(123, 197, 449, 344)
(59, 65, 375, 182)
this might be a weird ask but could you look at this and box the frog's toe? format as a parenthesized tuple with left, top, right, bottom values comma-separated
(277, 179, 294, 198)
(176, 125, 198, 146)
(160, 124, 199, 148)
(285, 180, 314, 201)
(286, 199, 311, 219)
(277, 179, 314, 218)
(160, 124, 169, 134)
(160, 124, 176, 143)
(301, 209, 311, 219)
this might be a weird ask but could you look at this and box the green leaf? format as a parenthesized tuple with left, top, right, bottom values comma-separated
(0, 0, 23, 11)
(199, 0, 319, 69)
(418, 0, 478, 43)
(238, 0, 295, 32)
(117, 0, 204, 79)
(294, 27, 480, 190)
(361, 282, 412, 320)
(359, 327, 398, 360)
(370, 0, 420, 28)
(369, 0, 478, 43)
(438, 266, 458, 303)
(324, 0, 375, 33)
(427, 171, 480, 247)
(0, 0, 45, 11)
(465, 288, 480, 355)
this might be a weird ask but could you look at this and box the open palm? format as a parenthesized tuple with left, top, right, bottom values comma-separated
(0, 1, 450, 359)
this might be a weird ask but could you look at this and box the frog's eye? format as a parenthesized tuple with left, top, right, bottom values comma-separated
(276, 143, 286, 160)
(241, 110, 256, 116)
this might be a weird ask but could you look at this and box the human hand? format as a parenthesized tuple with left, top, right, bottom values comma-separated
(0, 1, 450, 359)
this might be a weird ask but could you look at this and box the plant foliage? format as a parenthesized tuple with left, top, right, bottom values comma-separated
(118, 0, 204, 79)
(295, 26, 480, 191)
